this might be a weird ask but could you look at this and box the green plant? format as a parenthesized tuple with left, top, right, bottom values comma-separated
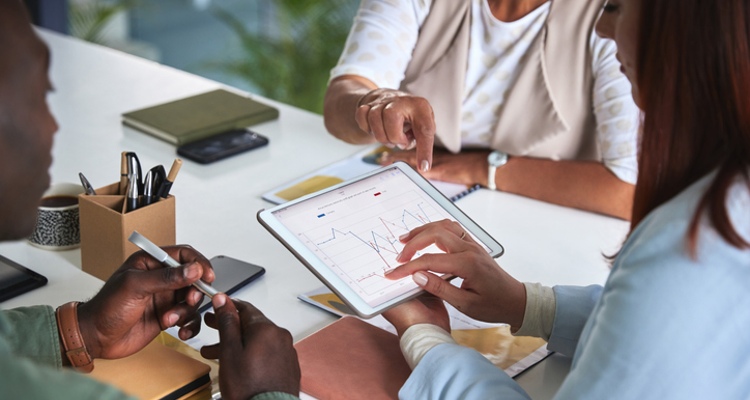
(210, 1, 357, 114)
(68, 0, 136, 44)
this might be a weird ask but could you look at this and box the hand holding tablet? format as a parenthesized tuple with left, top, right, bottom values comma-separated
(258, 162, 503, 318)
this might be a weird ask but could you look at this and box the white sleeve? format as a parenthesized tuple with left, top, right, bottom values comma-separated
(329, 0, 431, 88)
(399, 323, 456, 369)
(589, 33, 640, 184)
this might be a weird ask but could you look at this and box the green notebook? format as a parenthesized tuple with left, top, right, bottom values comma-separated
(122, 89, 279, 145)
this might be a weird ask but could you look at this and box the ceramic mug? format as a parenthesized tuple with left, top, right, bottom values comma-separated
(28, 183, 84, 250)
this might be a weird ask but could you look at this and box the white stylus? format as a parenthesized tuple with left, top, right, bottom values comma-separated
(128, 230, 219, 298)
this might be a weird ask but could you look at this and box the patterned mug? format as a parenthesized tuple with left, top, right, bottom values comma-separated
(28, 183, 84, 250)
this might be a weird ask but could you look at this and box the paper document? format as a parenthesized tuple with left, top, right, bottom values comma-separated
(262, 145, 480, 204)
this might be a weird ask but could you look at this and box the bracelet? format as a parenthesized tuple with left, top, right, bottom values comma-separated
(55, 301, 94, 373)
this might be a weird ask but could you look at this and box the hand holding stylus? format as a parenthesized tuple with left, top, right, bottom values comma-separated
(128, 230, 219, 298)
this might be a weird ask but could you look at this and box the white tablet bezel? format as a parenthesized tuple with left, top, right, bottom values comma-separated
(257, 162, 503, 318)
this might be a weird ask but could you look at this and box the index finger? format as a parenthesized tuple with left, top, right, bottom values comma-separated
(409, 105, 435, 172)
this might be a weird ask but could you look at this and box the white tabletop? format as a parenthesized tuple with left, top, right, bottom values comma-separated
(0, 29, 629, 399)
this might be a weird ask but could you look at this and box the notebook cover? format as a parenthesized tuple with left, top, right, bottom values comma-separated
(295, 316, 411, 400)
(122, 89, 279, 145)
(89, 339, 211, 400)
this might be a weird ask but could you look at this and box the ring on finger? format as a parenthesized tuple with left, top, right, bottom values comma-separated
(459, 231, 466, 240)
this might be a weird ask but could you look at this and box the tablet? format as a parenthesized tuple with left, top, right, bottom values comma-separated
(258, 162, 503, 318)
(0, 255, 48, 302)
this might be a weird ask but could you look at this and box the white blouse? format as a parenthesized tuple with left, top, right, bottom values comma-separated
(331, 0, 640, 184)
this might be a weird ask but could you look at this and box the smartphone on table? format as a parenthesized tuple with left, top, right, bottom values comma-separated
(199, 255, 266, 312)
(177, 128, 269, 164)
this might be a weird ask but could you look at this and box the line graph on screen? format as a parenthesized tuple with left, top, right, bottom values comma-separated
(300, 191, 447, 297)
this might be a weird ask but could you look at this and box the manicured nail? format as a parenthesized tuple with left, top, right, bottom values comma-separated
(399, 233, 409, 241)
(168, 313, 179, 326)
(420, 160, 430, 172)
(412, 272, 428, 287)
(407, 140, 416, 150)
(396, 252, 404, 262)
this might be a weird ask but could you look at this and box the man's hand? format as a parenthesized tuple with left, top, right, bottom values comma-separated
(200, 294, 300, 399)
(76, 246, 214, 360)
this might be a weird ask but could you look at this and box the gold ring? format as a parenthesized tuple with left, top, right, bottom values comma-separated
(459, 231, 466, 240)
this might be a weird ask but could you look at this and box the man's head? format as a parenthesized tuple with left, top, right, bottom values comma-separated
(0, 1, 58, 241)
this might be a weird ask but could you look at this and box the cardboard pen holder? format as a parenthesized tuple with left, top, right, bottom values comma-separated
(79, 183, 175, 281)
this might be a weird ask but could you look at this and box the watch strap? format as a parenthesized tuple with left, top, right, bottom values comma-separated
(56, 301, 95, 373)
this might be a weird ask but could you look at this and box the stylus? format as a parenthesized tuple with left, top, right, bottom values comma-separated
(128, 230, 218, 298)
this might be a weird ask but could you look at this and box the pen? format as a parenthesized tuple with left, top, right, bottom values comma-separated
(126, 152, 143, 195)
(159, 158, 182, 198)
(141, 171, 156, 207)
(128, 231, 218, 298)
(126, 172, 139, 212)
(119, 151, 128, 195)
(78, 172, 96, 195)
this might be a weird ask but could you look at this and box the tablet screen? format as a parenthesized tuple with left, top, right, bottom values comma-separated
(269, 165, 495, 308)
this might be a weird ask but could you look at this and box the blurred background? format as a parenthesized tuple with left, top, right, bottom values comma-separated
(27, 0, 359, 114)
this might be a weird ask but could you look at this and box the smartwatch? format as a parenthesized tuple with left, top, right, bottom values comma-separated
(487, 150, 509, 190)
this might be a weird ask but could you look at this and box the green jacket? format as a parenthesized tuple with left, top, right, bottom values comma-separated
(0, 306, 298, 400)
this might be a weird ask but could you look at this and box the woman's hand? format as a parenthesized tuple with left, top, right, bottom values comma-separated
(380, 148, 490, 186)
(77, 246, 215, 360)
(356, 88, 436, 172)
(386, 220, 526, 331)
(200, 295, 301, 399)
(382, 294, 451, 337)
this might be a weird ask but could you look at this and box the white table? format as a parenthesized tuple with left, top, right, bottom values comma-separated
(0, 29, 629, 399)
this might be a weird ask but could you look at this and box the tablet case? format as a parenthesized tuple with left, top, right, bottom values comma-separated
(0, 255, 47, 302)
(122, 89, 279, 146)
(89, 338, 211, 400)
(295, 316, 411, 400)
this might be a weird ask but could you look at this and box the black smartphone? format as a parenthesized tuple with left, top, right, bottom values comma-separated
(199, 255, 266, 312)
(177, 128, 269, 164)
(0, 255, 48, 302)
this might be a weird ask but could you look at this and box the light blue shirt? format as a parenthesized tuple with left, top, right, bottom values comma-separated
(401, 171, 750, 399)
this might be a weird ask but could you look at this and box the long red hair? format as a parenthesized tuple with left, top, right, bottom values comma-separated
(633, 0, 750, 252)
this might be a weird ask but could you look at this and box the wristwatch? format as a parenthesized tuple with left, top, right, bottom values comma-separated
(487, 150, 509, 191)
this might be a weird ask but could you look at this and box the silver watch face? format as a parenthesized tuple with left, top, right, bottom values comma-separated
(488, 151, 508, 167)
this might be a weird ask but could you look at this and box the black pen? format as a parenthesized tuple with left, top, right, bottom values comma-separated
(126, 173, 139, 212)
(141, 171, 156, 207)
(159, 158, 182, 198)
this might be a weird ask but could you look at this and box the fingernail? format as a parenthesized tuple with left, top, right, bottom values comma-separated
(413, 272, 429, 287)
(193, 291, 203, 304)
(395, 252, 404, 262)
(407, 140, 416, 150)
(420, 160, 430, 172)
(185, 263, 201, 280)
(385, 143, 395, 149)
(168, 313, 179, 326)
(181, 329, 192, 339)
(212, 294, 226, 308)
(399, 233, 409, 241)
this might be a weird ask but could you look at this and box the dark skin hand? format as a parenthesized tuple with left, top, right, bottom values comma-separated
(381, 148, 490, 186)
(74, 246, 214, 362)
(201, 294, 301, 399)
(385, 220, 527, 332)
